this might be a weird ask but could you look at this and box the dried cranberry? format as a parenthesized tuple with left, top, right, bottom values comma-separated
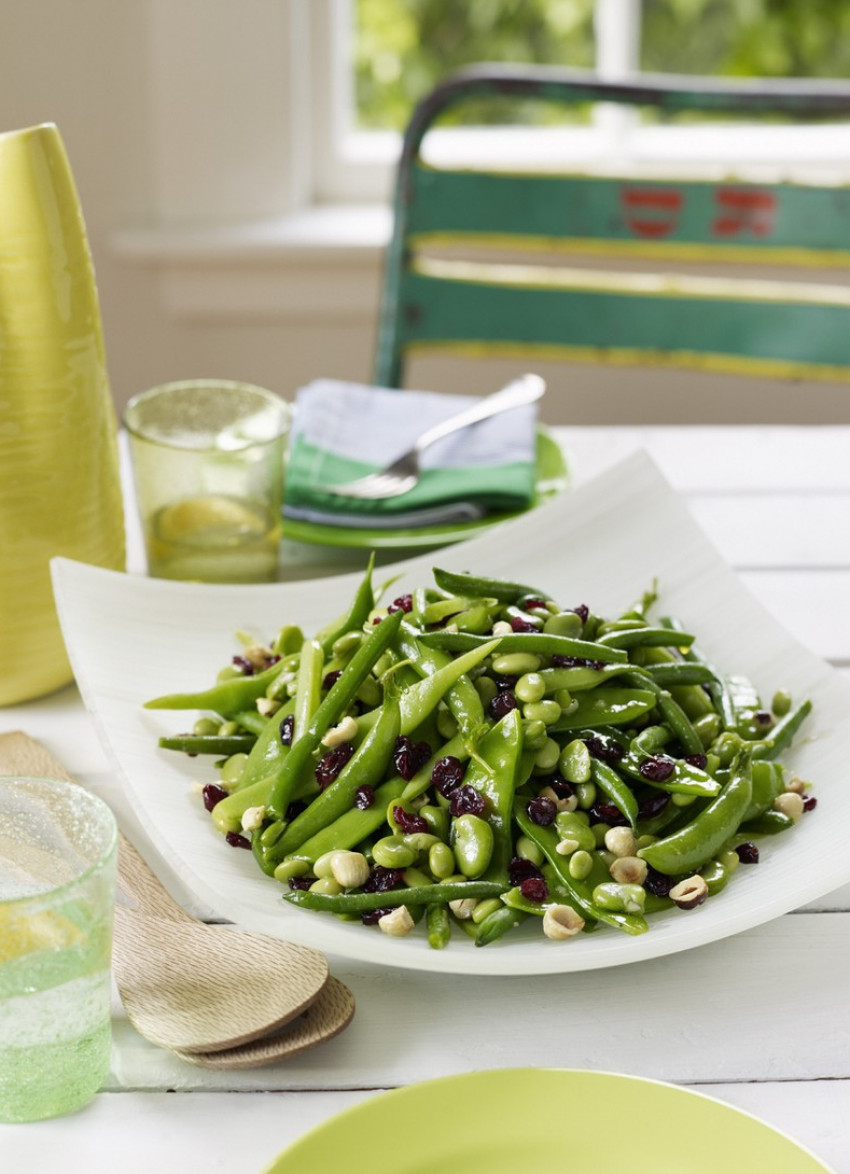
(803, 795, 818, 812)
(526, 795, 556, 826)
(683, 753, 708, 771)
(522, 598, 547, 611)
(279, 714, 295, 745)
(519, 876, 549, 903)
(644, 867, 675, 897)
(354, 785, 375, 810)
(637, 790, 670, 820)
(639, 754, 676, 782)
(589, 801, 629, 827)
(510, 616, 539, 633)
(225, 831, 252, 849)
(736, 842, 760, 864)
(571, 604, 590, 624)
(755, 710, 774, 725)
(315, 741, 354, 789)
(548, 776, 574, 801)
(322, 670, 342, 690)
(265, 654, 281, 667)
(231, 655, 255, 676)
(584, 735, 624, 763)
(492, 674, 518, 692)
(361, 907, 393, 925)
(393, 805, 429, 834)
(286, 799, 306, 821)
(450, 785, 486, 817)
(489, 691, 518, 720)
(363, 866, 403, 893)
(551, 654, 604, 670)
(387, 594, 413, 614)
(288, 875, 313, 891)
(202, 783, 228, 811)
(508, 857, 543, 887)
(431, 755, 466, 797)
(393, 736, 431, 781)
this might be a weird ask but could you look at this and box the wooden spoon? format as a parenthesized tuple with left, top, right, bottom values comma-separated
(0, 732, 332, 1056)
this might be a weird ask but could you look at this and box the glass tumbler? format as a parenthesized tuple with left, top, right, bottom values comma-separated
(124, 379, 290, 583)
(0, 777, 117, 1122)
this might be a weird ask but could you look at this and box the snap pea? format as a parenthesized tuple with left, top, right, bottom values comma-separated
(280, 777, 407, 867)
(550, 686, 657, 731)
(145, 658, 290, 714)
(266, 609, 405, 819)
(639, 748, 753, 876)
(474, 904, 529, 947)
(271, 691, 400, 860)
(590, 759, 639, 828)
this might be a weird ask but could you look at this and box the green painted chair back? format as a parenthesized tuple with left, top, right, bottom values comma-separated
(374, 66, 850, 390)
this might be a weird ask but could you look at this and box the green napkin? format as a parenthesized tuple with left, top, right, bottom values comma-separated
(283, 380, 538, 528)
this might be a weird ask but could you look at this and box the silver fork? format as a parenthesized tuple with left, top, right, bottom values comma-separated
(324, 373, 546, 500)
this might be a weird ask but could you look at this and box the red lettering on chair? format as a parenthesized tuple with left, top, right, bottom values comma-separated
(620, 187, 683, 238)
(712, 188, 776, 237)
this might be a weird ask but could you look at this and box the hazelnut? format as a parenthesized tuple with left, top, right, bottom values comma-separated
(669, 875, 708, 909)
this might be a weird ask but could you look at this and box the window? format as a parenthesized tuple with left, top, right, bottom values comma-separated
(313, 0, 850, 204)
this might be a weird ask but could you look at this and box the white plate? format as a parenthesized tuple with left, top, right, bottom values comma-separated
(52, 450, 850, 976)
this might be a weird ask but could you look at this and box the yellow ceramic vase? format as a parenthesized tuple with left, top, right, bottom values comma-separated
(0, 123, 125, 705)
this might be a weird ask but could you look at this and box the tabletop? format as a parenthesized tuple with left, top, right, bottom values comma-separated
(3, 423, 850, 1174)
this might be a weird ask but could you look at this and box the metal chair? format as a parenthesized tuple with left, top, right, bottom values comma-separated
(374, 65, 850, 410)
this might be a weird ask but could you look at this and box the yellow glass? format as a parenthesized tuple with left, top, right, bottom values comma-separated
(124, 380, 290, 583)
(0, 123, 125, 705)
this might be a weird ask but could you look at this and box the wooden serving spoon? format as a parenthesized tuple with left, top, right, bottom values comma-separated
(0, 732, 337, 1059)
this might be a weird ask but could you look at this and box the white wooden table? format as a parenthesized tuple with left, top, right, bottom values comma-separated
(3, 425, 850, 1174)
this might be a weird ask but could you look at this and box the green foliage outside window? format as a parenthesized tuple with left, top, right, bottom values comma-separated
(354, 0, 850, 130)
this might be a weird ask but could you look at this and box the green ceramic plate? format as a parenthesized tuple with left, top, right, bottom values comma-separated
(261, 1068, 833, 1174)
(281, 428, 568, 549)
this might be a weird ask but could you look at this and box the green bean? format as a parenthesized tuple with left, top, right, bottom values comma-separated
(415, 630, 628, 665)
(432, 566, 547, 604)
(158, 733, 255, 756)
(282, 879, 507, 913)
(426, 903, 452, 949)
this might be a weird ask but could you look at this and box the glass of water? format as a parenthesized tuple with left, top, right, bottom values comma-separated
(0, 777, 117, 1122)
(124, 380, 291, 583)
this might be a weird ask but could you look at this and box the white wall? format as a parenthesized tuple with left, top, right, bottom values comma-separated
(2, 1, 849, 427)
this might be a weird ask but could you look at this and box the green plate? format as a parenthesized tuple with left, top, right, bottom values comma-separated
(261, 1068, 833, 1174)
(281, 428, 568, 549)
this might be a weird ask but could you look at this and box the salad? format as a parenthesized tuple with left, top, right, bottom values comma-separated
(146, 559, 815, 949)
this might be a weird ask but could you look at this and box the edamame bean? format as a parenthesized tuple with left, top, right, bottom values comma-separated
(559, 738, 592, 784)
(491, 652, 542, 676)
(220, 752, 248, 787)
(452, 814, 494, 878)
(523, 699, 562, 725)
(592, 882, 646, 914)
(533, 738, 561, 773)
(772, 689, 792, 717)
(522, 719, 548, 751)
(568, 849, 593, 880)
(372, 835, 417, 869)
(575, 782, 596, 810)
(515, 672, 546, 704)
(428, 841, 456, 879)
(515, 835, 544, 865)
(542, 612, 583, 638)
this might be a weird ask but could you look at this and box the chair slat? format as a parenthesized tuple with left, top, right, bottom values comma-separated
(396, 266, 850, 381)
(408, 163, 850, 262)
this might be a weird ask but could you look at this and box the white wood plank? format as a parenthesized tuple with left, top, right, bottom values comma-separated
(563, 425, 850, 493)
(687, 494, 850, 570)
(0, 1090, 379, 1174)
(103, 912, 850, 1092)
